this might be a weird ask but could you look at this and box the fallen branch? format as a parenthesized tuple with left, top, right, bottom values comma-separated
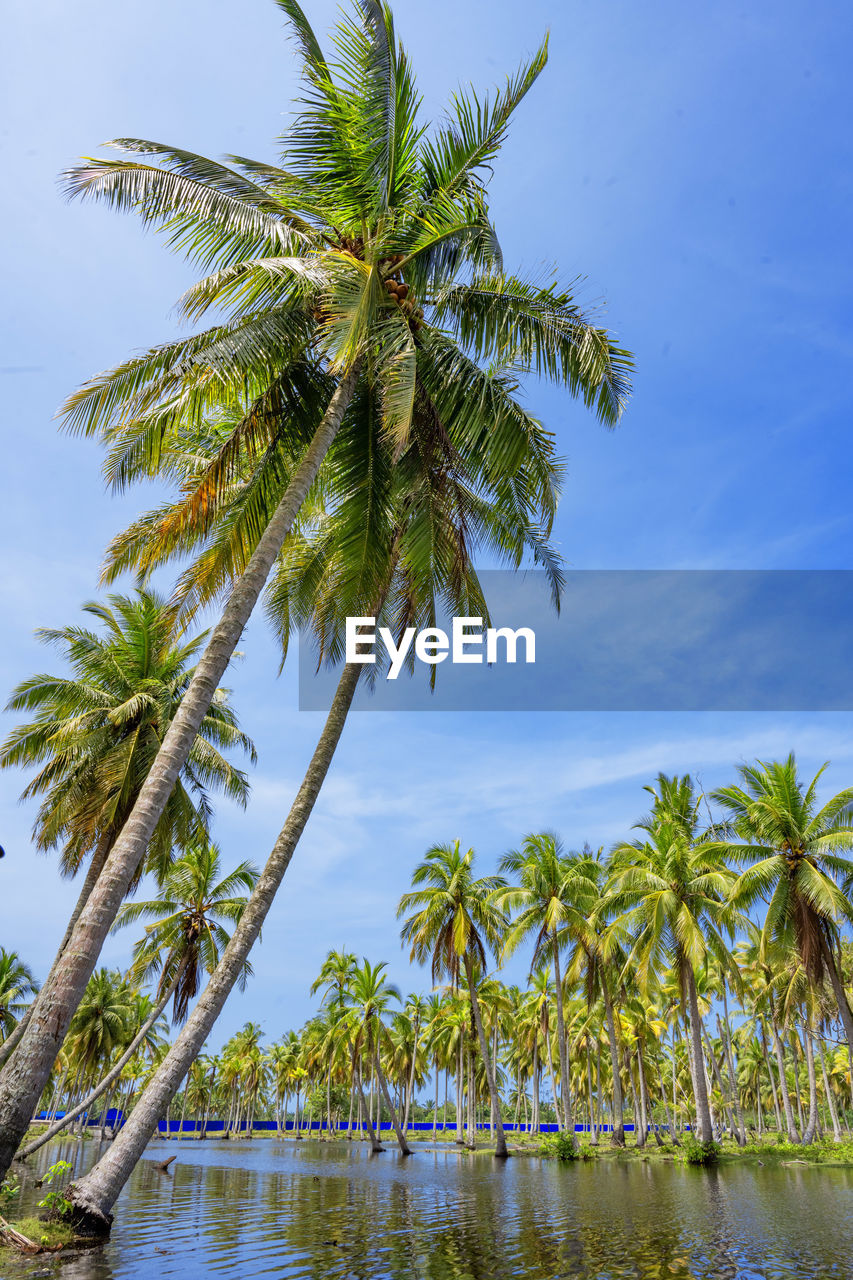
(0, 1214, 39, 1253)
(156, 1156, 177, 1173)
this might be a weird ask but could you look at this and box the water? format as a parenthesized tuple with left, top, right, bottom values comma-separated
(11, 1137, 853, 1279)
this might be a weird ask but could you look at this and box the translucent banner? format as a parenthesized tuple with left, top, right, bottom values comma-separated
(297, 570, 853, 712)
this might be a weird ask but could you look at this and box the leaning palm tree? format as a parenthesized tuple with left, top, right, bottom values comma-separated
(19, 840, 255, 1159)
(398, 840, 509, 1157)
(0, 951, 39, 1041)
(0, 590, 254, 1074)
(0, 0, 631, 1182)
(710, 754, 853, 1059)
(609, 775, 742, 1146)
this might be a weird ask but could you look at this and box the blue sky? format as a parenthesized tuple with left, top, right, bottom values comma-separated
(2, 0, 853, 1049)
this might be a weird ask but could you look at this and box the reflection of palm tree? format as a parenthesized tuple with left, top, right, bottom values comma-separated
(399, 840, 509, 1157)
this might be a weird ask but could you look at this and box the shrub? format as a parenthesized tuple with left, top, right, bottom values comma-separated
(682, 1135, 721, 1166)
(542, 1132, 580, 1161)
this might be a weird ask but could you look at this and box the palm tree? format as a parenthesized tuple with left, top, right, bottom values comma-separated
(52, 2, 635, 1214)
(0, 951, 38, 1041)
(113, 838, 258, 1024)
(499, 833, 594, 1136)
(0, 0, 631, 1186)
(398, 840, 509, 1157)
(345, 960, 410, 1155)
(0, 590, 254, 1072)
(710, 754, 853, 1059)
(609, 774, 741, 1145)
(21, 841, 256, 1158)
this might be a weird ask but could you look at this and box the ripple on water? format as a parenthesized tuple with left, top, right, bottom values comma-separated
(14, 1138, 853, 1280)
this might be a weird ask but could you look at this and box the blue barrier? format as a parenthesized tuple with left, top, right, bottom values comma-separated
(36, 1110, 646, 1136)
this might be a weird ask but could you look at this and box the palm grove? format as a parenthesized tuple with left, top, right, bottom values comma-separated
(6, 767, 853, 1176)
(0, 0, 631, 1231)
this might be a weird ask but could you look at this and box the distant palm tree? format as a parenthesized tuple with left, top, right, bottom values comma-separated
(113, 837, 258, 1023)
(0, 950, 39, 1040)
(610, 775, 741, 1145)
(65, 970, 135, 1090)
(499, 833, 595, 1136)
(345, 959, 411, 1155)
(398, 840, 509, 1157)
(711, 754, 853, 1059)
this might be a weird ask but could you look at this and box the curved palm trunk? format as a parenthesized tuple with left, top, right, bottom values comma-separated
(0, 368, 359, 1183)
(463, 956, 508, 1158)
(373, 1045, 411, 1156)
(64, 659, 362, 1233)
(351, 1055, 383, 1152)
(601, 980, 624, 1146)
(684, 962, 713, 1145)
(818, 931, 853, 1059)
(18, 963, 183, 1159)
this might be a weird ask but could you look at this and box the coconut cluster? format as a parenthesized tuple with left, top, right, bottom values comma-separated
(381, 256, 424, 329)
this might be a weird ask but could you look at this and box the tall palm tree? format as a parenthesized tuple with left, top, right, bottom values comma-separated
(0, 951, 39, 1040)
(398, 840, 509, 1157)
(50, 6, 634, 1215)
(0, 590, 254, 1072)
(710, 754, 853, 1059)
(0, 0, 631, 1185)
(498, 833, 594, 1136)
(609, 774, 741, 1145)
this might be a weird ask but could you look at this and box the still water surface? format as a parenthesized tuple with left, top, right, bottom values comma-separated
(14, 1137, 853, 1280)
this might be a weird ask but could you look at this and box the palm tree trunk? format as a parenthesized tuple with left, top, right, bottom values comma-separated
(585, 1043, 597, 1144)
(455, 1039, 464, 1145)
(817, 1038, 842, 1142)
(818, 931, 853, 1059)
(373, 1046, 411, 1156)
(719, 986, 747, 1145)
(551, 942, 572, 1136)
(0, 368, 360, 1184)
(601, 980, 624, 1146)
(0, 831, 115, 1074)
(684, 962, 713, 1145)
(432, 1058, 439, 1140)
(18, 963, 183, 1159)
(351, 1051, 383, 1152)
(64, 658, 362, 1232)
(462, 956, 508, 1158)
(759, 1020, 783, 1133)
(802, 1025, 819, 1144)
(769, 1017, 800, 1142)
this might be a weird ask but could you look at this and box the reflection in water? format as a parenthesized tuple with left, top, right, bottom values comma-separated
(15, 1138, 853, 1280)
